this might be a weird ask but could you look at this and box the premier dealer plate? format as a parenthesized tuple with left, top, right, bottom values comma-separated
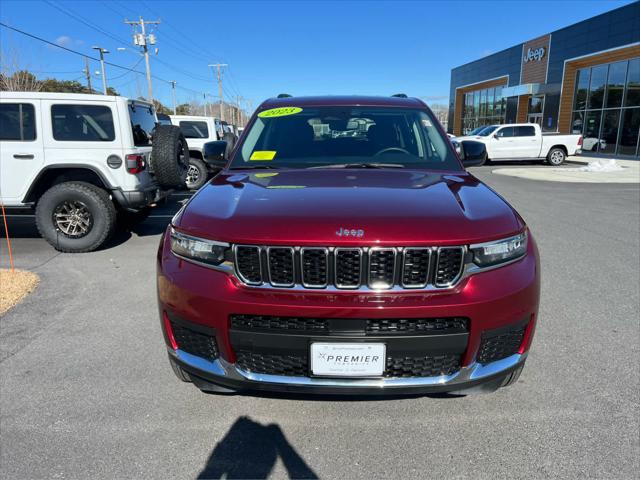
(310, 343, 386, 377)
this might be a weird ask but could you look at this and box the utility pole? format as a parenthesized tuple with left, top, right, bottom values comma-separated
(208, 63, 227, 121)
(170, 81, 177, 114)
(125, 17, 160, 102)
(203, 93, 208, 116)
(91, 46, 109, 94)
(83, 57, 92, 92)
(235, 95, 243, 126)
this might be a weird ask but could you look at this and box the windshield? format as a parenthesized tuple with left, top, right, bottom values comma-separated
(477, 125, 499, 137)
(468, 126, 485, 136)
(231, 106, 460, 170)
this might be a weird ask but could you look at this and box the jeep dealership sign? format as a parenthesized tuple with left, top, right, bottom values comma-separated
(524, 47, 546, 63)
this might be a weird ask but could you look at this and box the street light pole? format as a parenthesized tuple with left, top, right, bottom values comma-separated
(92, 46, 109, 94)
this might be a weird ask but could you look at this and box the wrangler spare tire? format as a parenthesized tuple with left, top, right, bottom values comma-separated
(150, 125, 189, 188)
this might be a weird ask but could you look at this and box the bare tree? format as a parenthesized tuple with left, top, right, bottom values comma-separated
(0, 47, 42, 91)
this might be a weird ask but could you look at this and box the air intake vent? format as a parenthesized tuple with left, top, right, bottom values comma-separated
(368, 248, 396, 289)
(334, 248, 362, 288)
(435, 247, 464, 287)
(301, 248, 328, 288)
(402, 248, 431, 288)
(267, 247, 295, 287)
(235, 246, 262, 285)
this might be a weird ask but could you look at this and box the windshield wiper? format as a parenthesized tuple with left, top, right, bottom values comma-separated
(309, 163, 405, 169)
(228, 165, 282, 170)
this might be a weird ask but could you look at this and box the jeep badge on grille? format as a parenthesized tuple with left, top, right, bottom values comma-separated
(336, 227, 365, 238)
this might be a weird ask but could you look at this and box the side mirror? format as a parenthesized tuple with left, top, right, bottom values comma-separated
(493, 133, 499, 139)
(203, 141, 227, 169)
(460, 140, 487, 167)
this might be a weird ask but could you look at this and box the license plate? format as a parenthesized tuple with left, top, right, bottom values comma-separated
(310, 343, 386, 377)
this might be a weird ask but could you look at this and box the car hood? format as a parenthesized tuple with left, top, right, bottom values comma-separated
(175, 169, 524, 245)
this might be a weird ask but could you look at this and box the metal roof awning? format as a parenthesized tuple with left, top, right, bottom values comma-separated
(501, 83, 561, 97)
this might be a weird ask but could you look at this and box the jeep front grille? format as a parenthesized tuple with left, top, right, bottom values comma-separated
(234, 245, 466, 290)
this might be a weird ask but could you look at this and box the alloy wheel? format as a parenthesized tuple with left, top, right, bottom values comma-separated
(52, 201, 93, 238)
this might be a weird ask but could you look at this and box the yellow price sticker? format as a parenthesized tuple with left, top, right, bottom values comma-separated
(250, 151, 277, 161)
(254, 173, 279, 178)
(258, 107, 303, 118)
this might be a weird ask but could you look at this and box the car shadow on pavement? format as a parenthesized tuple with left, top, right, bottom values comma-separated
(198, 416, 318, 479)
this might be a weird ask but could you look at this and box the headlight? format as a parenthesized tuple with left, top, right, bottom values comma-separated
(170, 227, 229, 266)
(470, 232, 527, 267)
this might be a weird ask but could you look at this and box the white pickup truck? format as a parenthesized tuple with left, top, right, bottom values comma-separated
(457, 123, 582, 165)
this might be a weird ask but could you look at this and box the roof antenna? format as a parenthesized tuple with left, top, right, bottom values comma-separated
(277, 93, 292, 98)
(391, 93, 408, 98)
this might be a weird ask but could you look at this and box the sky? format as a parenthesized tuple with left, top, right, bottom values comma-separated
(0, 0, 634, 112)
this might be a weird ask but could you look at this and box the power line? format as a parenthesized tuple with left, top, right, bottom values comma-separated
(43, 0, 130, 47)
(0, 22, 223, 107)
(108, 57, 144, 80)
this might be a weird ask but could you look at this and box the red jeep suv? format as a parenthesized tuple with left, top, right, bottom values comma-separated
(157, 95, 540, 395)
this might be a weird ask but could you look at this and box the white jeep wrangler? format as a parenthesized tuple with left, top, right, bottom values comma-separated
(0, 92, 189, 253)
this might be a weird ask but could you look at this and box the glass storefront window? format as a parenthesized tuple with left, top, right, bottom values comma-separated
(618, 108, 639, 156)
(588, 65, 608, 110)
(460, 86, 507, 134)
(625, 58, 640, 107)
(571, 111, 584, 135)
(487, 89, 495, 116)
(583, 110, 602, 152)
(570, 58, 639, 157)
(574, 68, 590, 110)
(605, 61, 627, 109)
(599, 110, 620, 155)
(528, 95, 543, 114)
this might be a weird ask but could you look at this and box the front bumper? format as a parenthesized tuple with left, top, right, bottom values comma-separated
(157, 231, 540, 394)
(171, 348, 527, 395)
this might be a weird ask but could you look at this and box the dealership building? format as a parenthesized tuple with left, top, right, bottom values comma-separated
(447, 2, 640, 158)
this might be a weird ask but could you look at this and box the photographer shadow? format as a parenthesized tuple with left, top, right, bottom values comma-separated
(198, 416, 318, 480)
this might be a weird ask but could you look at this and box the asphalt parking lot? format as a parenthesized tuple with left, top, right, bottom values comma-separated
(1, 165, 639, 479)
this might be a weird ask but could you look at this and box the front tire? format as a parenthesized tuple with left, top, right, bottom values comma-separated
(547, 147, 566, 166)
(185, 158, 208, 190)
(35, 182, 117, 253)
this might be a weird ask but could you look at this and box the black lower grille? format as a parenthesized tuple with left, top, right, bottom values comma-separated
(477, 324, 526, 364)
(366, 317, 469, 335)
(236, 351, 308, 376)
(233, 351, 462, 378)
(171, 321, 218, 361)
(384, 354, 461, 378)
(230, 315, 329, 333)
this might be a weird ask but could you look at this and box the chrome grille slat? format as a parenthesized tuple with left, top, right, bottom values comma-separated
(233, 245, 465, 291)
